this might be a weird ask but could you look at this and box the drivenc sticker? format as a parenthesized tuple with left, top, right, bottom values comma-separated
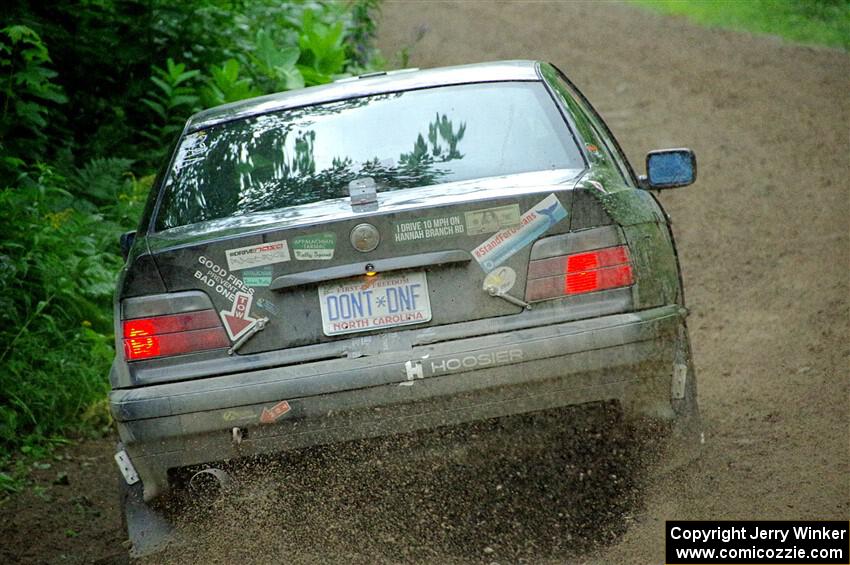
(226, 241, 290, 271)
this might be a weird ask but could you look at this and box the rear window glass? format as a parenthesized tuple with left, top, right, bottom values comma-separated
(154, 81, 584, 230)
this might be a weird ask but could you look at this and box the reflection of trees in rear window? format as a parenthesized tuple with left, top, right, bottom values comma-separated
(155, 82, 582, 230)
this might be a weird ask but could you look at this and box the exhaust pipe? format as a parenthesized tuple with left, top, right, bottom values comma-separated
(188, 467, 232, 498)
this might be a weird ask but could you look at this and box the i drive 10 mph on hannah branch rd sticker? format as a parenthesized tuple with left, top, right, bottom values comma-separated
(318, 271, 431, 336)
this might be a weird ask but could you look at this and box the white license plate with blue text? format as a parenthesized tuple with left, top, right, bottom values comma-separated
(318, 271, 431, 336)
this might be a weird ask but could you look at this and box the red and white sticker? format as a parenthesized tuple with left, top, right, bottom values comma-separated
(260, 400, 291, 424)
(219, 291, 259, 341)
(225, 241, 290, 271)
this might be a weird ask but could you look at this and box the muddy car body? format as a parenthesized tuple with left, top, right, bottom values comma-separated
(109, 60, 699, 554)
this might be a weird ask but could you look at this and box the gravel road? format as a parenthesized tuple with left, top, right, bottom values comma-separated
(376, 2, 848, 562)
(2, 2, 847, 563)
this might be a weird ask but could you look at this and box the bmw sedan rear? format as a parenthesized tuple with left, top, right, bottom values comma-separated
(110, 60, 700, 554)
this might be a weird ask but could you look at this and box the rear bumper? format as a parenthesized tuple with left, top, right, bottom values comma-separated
(110, 304, 689, 501)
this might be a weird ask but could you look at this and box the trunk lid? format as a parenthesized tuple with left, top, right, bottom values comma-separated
(145, 171, 580, 355)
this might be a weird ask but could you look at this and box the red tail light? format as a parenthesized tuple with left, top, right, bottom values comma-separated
(526, 245, 633, 302)
(123, 310, 228, 361)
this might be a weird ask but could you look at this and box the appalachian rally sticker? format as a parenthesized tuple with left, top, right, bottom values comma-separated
(293, 233, 335, 260)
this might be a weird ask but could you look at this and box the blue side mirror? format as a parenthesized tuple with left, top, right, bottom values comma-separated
(644, 148, 697, 189)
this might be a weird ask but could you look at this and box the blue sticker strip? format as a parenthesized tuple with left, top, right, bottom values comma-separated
(472, 194, 568, 272)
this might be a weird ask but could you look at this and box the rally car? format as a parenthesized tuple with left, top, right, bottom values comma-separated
(110, 60, 699, 555)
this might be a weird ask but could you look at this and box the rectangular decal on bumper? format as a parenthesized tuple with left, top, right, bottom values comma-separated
(115, 450, 140, 485)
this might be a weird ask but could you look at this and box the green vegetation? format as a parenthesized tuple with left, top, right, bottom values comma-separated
(0, 0, 383, 480)
(632, 0, 850, 50)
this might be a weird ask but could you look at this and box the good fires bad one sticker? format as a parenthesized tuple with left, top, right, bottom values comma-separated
(195, 256, 276, 317)
(195, 256, 255, 301)
(472, 194, 568, 272)
(226, 241, 290, 271)
(293, 233, 335, 260)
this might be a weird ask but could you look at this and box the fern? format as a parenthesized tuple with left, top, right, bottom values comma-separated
(69, 157, 134, 205)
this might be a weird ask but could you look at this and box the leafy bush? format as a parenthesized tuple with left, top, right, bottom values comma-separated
(0, 25, 66, 173)
(141, 58, 202, 149)
(0, 1, 383, 461)
(200, 59, 262, 109)
(0, 162, 147, 448)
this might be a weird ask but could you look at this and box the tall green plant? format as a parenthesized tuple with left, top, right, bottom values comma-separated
(297, 10, 347, 85)
(200, 59, 262, 108)
(250, 29, 304, 92)
(0, 160, 146, 450)
(140, 58, 201, 148)
(0, 25, 66, 173)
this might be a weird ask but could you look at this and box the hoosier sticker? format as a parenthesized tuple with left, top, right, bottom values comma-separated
(225, 241, 290, 271)
(472, 194, 567, 272)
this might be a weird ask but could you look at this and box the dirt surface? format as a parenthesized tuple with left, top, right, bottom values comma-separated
(2, 1, 848, 563)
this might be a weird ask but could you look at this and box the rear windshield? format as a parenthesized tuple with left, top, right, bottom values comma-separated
(154, 81, 584, 230)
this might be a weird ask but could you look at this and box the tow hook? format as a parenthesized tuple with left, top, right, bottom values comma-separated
(227, 317, 269, 355)
(486, 287, 532, 310)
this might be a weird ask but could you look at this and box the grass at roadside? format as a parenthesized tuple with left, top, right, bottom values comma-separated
(631, 0, 850, 50)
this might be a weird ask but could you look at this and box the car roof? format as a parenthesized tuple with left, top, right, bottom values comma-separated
(186, 60, 541, 132)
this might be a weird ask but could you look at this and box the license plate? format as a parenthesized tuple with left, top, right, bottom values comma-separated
(318, 271, 431, 336)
